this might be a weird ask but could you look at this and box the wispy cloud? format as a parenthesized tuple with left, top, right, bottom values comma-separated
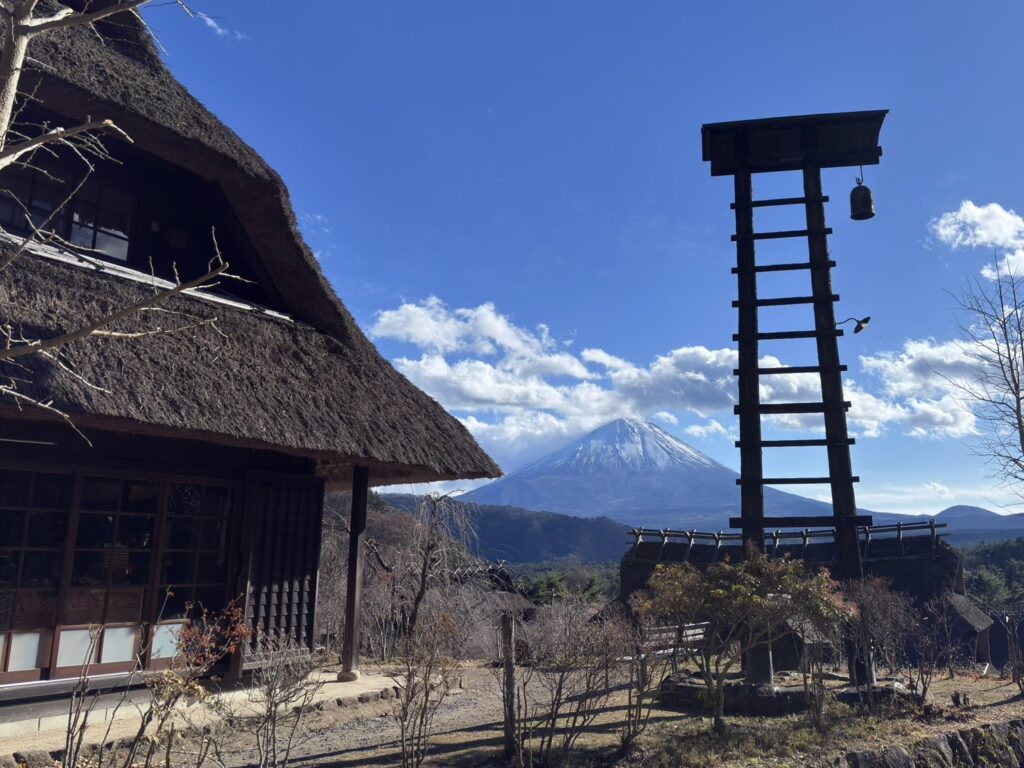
(197, 12, 248, 41)
(652, 411, 678, 425)
(300, 213, 334, 262)
(301, 213, 332, 236)
(683, 419, 730, 440)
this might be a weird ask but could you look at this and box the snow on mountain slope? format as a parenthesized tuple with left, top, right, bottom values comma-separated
(531, 417, 718, 474)
(464, 418, 837, 528)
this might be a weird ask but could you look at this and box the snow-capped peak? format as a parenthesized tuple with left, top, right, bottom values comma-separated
(530, 417, 719, 474)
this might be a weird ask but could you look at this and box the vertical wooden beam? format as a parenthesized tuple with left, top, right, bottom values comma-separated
(733, 169, 765, 551)
(500, 611, 517, 759)
(734, 170, 773, 686)
(802, 165, 864, 581)
(228, 475, 257, 685)
(305, 481, 326, 650)
(340, 465, 369, 678)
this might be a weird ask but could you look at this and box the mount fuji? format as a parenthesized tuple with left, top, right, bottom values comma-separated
(463, 418, 841, 528)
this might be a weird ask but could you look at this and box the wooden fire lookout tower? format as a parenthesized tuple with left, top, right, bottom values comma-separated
(701, 110, 888, 581)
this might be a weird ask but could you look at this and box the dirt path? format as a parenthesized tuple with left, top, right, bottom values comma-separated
(249, 666, 509, 767)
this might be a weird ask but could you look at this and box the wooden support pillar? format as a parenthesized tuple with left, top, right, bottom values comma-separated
(500, 611, 517, 759)
(339, 465, 369, 680)
(733, 169, 773, 686)
(733, 169, 766, 552)
(803, 165, 864, 582)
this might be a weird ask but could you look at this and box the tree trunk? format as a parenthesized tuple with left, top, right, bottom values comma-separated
(712, 684, 727, 736)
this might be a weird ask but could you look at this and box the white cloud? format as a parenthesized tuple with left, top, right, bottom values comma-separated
(683, 419, 730, 439)
(931, 200, 1024, 278)
(858, 340, 977, 439)
(197, 12, 248, 41)
(373, 297, 594, 380)
(860, 339, 973, 398)
(372, 297, 988, 468)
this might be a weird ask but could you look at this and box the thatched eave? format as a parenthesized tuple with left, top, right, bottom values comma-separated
(1, 248, 502, 486)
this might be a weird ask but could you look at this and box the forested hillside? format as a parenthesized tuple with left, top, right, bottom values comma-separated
(381, 493, 629, 563)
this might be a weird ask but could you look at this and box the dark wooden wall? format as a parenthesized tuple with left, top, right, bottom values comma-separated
(241, 473, 324, 661)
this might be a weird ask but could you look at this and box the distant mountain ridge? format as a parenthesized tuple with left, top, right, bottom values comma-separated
(463, 417, 847, 528)
(878, 505, 1024, 546)
(380, 493, 1024, 565)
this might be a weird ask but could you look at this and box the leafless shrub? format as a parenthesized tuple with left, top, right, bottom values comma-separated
(392, 605, 467, 768)
(60, 601, 250, 768)
(800, 625, 836, 730)
(521, 596, 627, 766)
(842, 578, 915, 707)
(621, 599, 673, 750)
(995, 605, 1024, 696)
(926, 594, 970, 679)
(243, 633, 324, 768)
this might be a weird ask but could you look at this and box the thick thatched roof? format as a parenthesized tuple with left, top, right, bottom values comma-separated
(0, 4, 501, 486)
(2, 247, 500, 486)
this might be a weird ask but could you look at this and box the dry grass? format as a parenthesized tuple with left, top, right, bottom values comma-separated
(630, 672, 1024, 768)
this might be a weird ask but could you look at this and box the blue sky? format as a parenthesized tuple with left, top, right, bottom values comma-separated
(144, 2, 1024, 514)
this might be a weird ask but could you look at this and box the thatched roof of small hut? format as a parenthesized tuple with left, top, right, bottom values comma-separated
(0, 3, 501, 486)
(946, 592, 994, 633)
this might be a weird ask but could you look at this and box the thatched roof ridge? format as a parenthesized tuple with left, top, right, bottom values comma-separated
(1, 251, 501, 486)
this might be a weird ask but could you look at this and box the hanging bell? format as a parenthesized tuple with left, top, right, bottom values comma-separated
(850, 181, 875, 221)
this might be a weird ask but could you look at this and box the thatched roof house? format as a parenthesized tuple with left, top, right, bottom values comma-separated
(0, 3, 498, 698)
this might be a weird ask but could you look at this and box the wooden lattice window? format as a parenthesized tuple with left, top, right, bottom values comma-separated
(0, 469, 73, 680)
(158, 483, 231, 621)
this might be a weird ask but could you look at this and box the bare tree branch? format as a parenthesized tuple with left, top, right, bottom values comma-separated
(949, 258, 1024, 497)
(0, 258, 228, 362)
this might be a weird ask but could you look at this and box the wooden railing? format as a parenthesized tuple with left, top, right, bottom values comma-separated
(626, 519, 947, 564)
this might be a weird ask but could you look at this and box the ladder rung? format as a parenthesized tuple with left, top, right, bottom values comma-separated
(731, 228, 832, 242)
(737, 476, 860, 486)
(733, 294, 839, 308)
(730, 195, 829, 210)
(733, 365, 849, 375)
(735, 438, 857, 448)
(734, 330, 844, 341)
(733, 260, 836, 274)
(734, 401, 851, 415)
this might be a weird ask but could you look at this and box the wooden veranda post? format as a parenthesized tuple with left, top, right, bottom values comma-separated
(339, 465, 369, 680)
